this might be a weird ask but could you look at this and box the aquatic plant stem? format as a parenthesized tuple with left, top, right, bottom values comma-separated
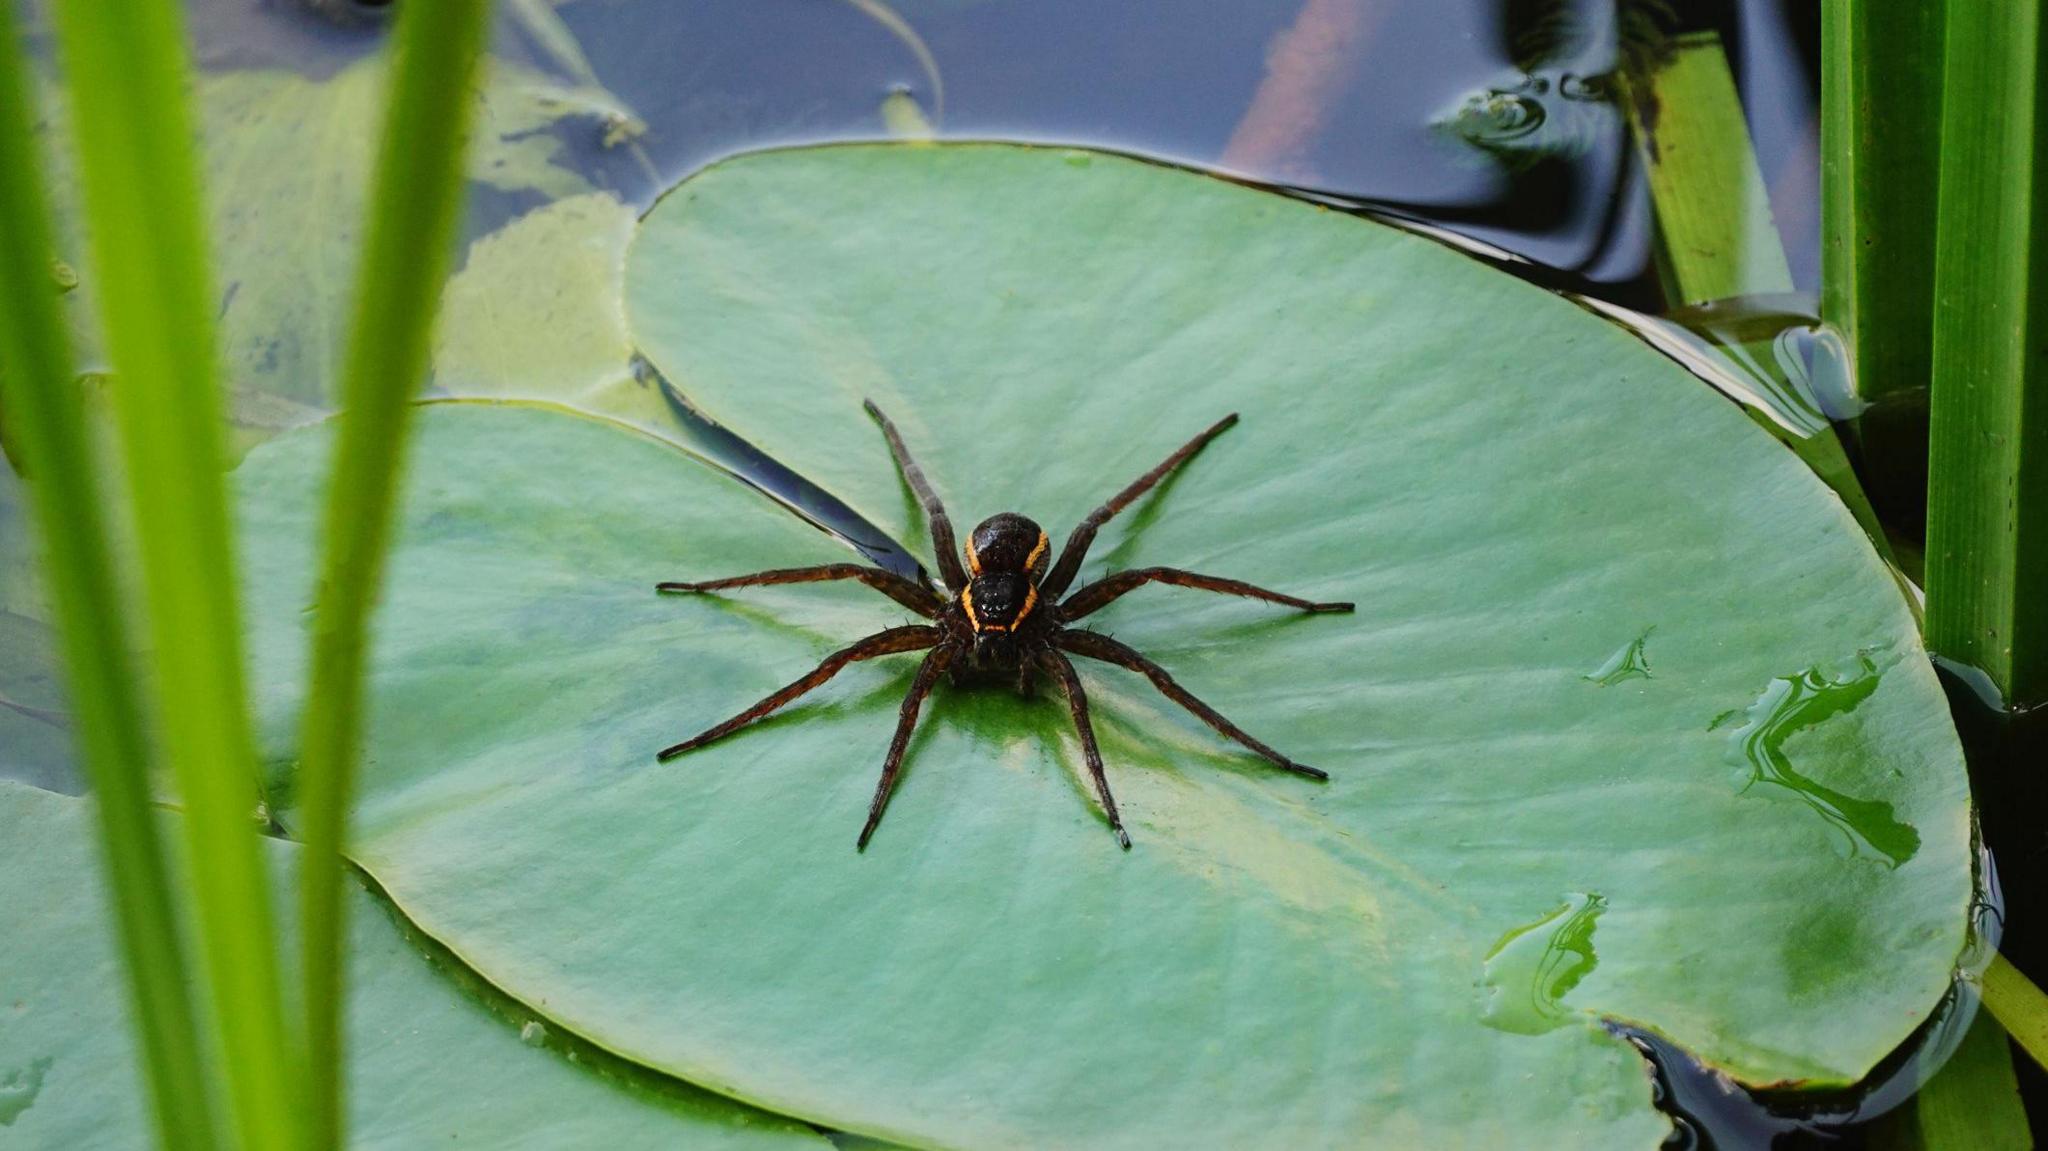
(1982, 954, 2048, 1074)
(0, 6, 215, 1146)
(1923, 1, 2048, 708)
(297, 1, 495, 1145)
(1622, 30, 1794, 306)
(1820, 0, 1945, 408)
(1900, 1006, 2033, 1150)
(46, 0, 305, 1146)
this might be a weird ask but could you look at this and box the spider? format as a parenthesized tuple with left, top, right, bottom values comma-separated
(654, 400, 1353, 850)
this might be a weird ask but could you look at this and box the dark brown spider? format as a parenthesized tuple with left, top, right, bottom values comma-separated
(655, 400, 1353, 850)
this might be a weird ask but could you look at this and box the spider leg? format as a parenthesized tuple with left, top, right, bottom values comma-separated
(1055, 629, 1328, 781)
(857, 643, 956, 850)
(1057, 567, 1354, 622)
(864, 400, 971, 593)
(657, 625, 940, 760)
(1041, 650, 1131, 849)
(658, 563, 943, 617)
(1040, 413, 1238, 599)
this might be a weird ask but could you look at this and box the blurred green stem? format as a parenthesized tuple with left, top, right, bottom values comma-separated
(47, 0, 303, 1145)
(297, 1, 495, 1145)
(1923, 0, 2048, 707)
(1896, 1004, 2033, 1150)
(0, 7, 215, 1146)
(1982, 954, 2048, 1073)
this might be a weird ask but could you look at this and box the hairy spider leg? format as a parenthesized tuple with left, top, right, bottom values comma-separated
(1058, 566, 1354, 622)
(1056, 629, 1328, 781)
(657, 625, 941, 760)
(1039, 413, 1240, 599)
(1040, 650, 1131, 850)
(858, 644, 956, 849)
(658, 563, 943, 617)
(865, 399, 970, 592)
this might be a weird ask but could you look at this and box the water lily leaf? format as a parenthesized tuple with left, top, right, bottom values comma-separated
(34, 52, 624, 407)
(0, 780, 828, 1150)
(201, 56, 609, 406)
(433, 192, 641, 407)
(239, 143, 1972, 1149)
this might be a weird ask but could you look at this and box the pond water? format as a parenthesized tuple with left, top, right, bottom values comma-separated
(8, 0, 2039, 1146)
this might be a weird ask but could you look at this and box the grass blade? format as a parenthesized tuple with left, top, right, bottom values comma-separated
(1821, 0, 1946, 406)
(0, 8, 216, 1146)
(1924, 1, 2048, 707)
(44, 0, 302, 1145)
(297, 2, 496, 1144)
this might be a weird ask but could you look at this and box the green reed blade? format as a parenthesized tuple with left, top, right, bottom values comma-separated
(297, 2, 495, 1145)
(1622, 30, 1795, 307)
(0, 9, 216, 1147)
(1924, 1, 2048, 708)
(45, 0, 302, 1146)
(1821, 0, 1945, 407)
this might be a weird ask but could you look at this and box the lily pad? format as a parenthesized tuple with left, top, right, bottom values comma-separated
(0, 781, 827, 1149)
(240, 144, 1972, 1149)
(433, 192, 640, 406)
(33, 52, 628, 408)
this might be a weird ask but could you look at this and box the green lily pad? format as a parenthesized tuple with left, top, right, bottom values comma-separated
(240, 144, 1972, 1149)
(0, 780, 827, 1149)
(433, 192, 640, 406)
(33, 52, 629, 409)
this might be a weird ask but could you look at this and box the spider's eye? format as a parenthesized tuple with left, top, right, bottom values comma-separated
(963, 573, 1036, 632)
(966, 512, 1048, 577)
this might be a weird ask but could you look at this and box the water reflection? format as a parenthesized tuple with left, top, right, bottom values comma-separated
(1479, 891, 1606, 1035)
(1713, 651, 1921, 870)
(1585, 627, 1655, 686)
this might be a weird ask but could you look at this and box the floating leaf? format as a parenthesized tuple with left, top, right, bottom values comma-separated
(239, 145, 1974, 1149)
(0, 780, 828, 1150)
(34, 52, 626, 407)
(433, 191, 639, 406)
(200, 57, 610, 406)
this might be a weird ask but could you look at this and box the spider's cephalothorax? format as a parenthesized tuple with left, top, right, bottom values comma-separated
(959, 512, 1050, 670)
(655, 401, 1354, 851)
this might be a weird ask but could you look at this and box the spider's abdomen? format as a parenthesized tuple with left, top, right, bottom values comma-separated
(961, 571, 1038, 633)
(966, 512, 1050, 578)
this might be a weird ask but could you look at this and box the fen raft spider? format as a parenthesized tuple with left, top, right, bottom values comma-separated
(655, 401, 1353, 850)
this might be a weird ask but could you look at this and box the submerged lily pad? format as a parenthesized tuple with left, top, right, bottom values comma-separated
(241, 144, 1972, 1149)
(35, 53, 625, 408)
(0, 781, 826, 1149)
